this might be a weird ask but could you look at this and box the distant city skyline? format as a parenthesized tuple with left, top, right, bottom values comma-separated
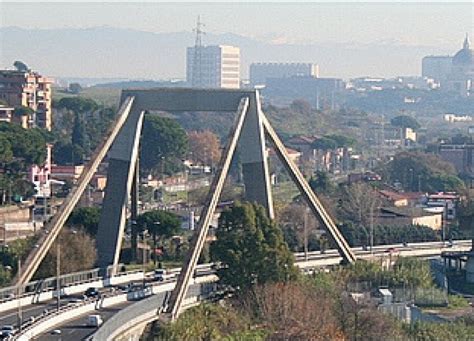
(0, 2, 472, 79)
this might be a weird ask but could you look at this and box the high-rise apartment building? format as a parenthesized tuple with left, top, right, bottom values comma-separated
(186, 45, 240, 89)
(0, 70, 53, 130)
(250, 63, 319, 86)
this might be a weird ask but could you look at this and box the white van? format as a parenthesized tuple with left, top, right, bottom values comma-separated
(87, 314, 103, 327)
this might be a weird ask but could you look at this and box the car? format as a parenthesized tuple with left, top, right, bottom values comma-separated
(51, 329, 61, 335)
(84, 287, 100, 298)
(0, 325, 15, 337)
(154, 269, 166, 281)
(385, 247, 399, 253)
(87, 314, 103, 327)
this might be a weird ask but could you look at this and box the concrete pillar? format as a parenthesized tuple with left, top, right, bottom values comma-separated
(96, 107, 144, 274)
(238, 91, 274, 219)
(466, 255, 474, 283)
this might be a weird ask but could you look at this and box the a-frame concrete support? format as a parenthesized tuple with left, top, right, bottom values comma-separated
(165, 95, 356, 320)
(95, 89, 274, 274)
(96, 107, 144, 274)
(15, 97, 136, 286)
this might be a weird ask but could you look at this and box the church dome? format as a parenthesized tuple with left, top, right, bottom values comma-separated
(453, 34, 473, 65)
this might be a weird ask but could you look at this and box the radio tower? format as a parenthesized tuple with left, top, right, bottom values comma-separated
(192, 16, 205, 87)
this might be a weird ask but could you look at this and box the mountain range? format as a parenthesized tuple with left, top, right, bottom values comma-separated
(0, 26, 454, 81)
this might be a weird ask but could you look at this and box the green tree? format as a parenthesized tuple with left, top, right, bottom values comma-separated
(0, 134, 13, 163)
(312, 137, 337, 151)
(52, 140, 84, 165)
(390, 115, 420, 130)
(72, 111, 87, 152)
(14, 106, 34, 118)
(140, 115, 188, 174)
(382, 151, 464, 192)
(13, 61, 29, 72)
(68, 83, 82, 94)
(324, 134, 356, 148)
(136, 210, 181, 263)
(309, 170, 335, 194)
(210, 202, 298, 292)
(57, 97, 98, 113)
(67, 207, 101, 236)
(35, 228, 97, 279)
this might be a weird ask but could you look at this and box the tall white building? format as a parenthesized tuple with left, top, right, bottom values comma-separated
(249, 63, 319, 86)
(186, 45, 240, 89)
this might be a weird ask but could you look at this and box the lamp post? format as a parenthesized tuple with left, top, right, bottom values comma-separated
(303, 208, 309, 261)
(56, 243, 61, 311)
(153, 221, 160, 267)
(142, 227, 148, 284)
(17, 258, 22, 330)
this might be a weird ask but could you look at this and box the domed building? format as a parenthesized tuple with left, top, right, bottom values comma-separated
(446, 34, 474, 96)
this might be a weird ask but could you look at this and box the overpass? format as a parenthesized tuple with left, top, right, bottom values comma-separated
(12, 88, 357, 322)
(3, 240, 470, 340)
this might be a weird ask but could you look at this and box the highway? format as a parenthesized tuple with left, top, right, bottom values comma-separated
(1, 240, 471, 340)
(35, 301, 133, 341)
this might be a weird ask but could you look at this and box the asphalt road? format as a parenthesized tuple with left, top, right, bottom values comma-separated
(34, 301, 133, 341)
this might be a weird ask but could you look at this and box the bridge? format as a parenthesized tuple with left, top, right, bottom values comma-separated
(2, 241, 471, 340)
(3, 88, 473, 339)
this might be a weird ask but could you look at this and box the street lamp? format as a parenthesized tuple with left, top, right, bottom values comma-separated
(153, 221, 160, 267)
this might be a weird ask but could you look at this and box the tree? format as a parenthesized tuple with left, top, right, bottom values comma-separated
(309, 170, 335, 194)
(13, 61, 29, 72)
(187, 130, 221, 166)
(35, 228, 97, 279)
(210, 202, 298, 292)
(390, 115, 420, 130)
(136, 210, 181, 263)
(67, 207, 101, 236)
(290, 99, 312, 115)
(72, 111, 87, 152)
(52, 140, 84, 165)
(324, 134, 356, 148)
(57, 97, 98, 113)
(0, 135, 13, 164)
(14, 106, 34, 118)
(383, 151, 464, 192)
(140, 115, 188, 174)
(312, 137, 337, 151)
(68, 83, 83, 94)
(338, 182, 381, 236)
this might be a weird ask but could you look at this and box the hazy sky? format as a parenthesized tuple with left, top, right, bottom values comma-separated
(1, 2, 473, 49)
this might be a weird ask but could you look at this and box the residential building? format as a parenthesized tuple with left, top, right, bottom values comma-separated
(28, 144, 53, 197)
(438, 143, 474, 174)
(0, 105, 14, 124)
(425, 192, 460, 220)
(0, 70, 53, 130)
(249, 62, 319, 86)
(378, 207, 442, 230)
(186, 45, 240, 89)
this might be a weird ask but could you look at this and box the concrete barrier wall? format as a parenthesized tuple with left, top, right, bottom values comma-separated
(0, 272, 143, 315)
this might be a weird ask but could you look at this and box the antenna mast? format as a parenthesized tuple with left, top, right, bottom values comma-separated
(192, 15, 205, 87)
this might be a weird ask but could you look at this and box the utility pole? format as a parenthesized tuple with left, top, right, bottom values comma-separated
(56, 243, 61, 311)
(17, 258, 22, 330)
(304, 207, 309, 261)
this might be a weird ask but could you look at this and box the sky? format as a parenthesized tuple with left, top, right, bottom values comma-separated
(0, 2, 473, 79)
(1, 2, 473, 48)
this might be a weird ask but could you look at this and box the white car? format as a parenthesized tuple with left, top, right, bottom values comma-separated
(87, 314, 103, 327)
(0, 325, 15, 337)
